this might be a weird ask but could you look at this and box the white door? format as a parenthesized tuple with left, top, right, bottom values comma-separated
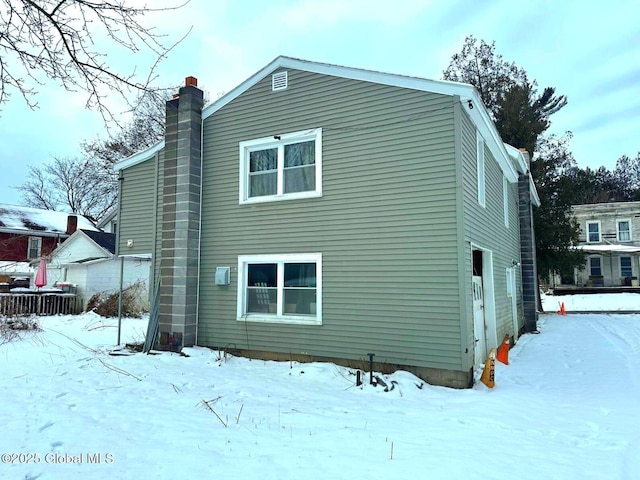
(472, 275, 487, 365)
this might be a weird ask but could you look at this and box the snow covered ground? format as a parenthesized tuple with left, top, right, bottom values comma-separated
(1, 293, 639, 479)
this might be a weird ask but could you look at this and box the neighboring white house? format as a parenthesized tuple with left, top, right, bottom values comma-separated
(47, 229, 151, 311)
(555, 201, 640, 288)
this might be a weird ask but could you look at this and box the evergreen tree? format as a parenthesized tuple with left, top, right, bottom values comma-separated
(444, 35, 578, 293)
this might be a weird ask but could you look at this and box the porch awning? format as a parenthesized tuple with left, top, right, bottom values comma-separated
(575, 244, 640, 254)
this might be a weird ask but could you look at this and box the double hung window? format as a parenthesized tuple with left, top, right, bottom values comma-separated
(587, 222, 600, 243)
(27, 237, 42, 259)
(238, 253, 322, 325)
(620, 257, 632, 277)
(590, 257, 602, 276)
(617, 220, 631, 241)
(239, 129, 322, 204)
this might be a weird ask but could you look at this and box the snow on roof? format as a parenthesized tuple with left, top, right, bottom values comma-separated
(575, 244, 640, 253)
(0, 204, 97, 236)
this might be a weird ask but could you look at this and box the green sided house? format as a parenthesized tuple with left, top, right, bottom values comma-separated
(114, 56, 540, 388)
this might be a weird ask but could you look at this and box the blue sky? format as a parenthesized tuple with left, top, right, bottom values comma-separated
(0, 0, 638, 207)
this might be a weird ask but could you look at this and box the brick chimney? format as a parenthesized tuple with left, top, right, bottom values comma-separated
(157, 76, 204, 351)
(66, 215, 78, 235)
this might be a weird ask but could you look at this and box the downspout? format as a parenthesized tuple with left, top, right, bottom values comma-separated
(116, 171, 124, 345)
(195, 112, 204, 346)
(152, 151, 159, 301)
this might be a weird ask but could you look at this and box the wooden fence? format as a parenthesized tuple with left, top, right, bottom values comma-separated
(0, 293, 82, 317)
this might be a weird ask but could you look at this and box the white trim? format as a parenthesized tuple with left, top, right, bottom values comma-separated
(503, 175, 509, 228)
(113, 141, 164, 171)
(476, 132, 486, 208)
(586, 220, 601, 243)
(237, 253, 322, 325)
(239, 128, 323, 205)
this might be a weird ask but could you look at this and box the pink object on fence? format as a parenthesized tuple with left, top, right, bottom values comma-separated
(34, 257, 47, 289)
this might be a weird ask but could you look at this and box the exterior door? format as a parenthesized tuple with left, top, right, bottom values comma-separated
(472, 275, 487, 365)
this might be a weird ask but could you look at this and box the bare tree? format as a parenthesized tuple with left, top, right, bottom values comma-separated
(18, 156, 116, 221)
(18, 92, 168, 220)
(0, 0, 188, 121)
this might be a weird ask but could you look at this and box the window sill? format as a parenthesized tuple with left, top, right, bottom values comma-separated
(240, 191, 322, 205)
(237, 314, 321, 326)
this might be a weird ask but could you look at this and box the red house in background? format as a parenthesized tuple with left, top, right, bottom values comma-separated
(0, 204, 98, 284)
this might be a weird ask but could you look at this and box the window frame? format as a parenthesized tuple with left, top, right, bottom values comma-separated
(239, 128, 323, 205)
(586, 221, 601, 243)
(476, 131, 486, 208)
(617, 219, 631, 242)
(27, 236, 42, 259)
(237, 253, 322, 325)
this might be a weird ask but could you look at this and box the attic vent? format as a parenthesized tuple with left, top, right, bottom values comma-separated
(272, 71, 288, 91)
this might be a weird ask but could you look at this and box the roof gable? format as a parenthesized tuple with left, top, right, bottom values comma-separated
(49, 229, 115, 264)
(114, 56, 519, 181)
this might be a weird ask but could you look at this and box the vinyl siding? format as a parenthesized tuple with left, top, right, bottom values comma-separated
(117, 156, 158, 256)
(460, 107, 522, 366)
(197, 69, 463, 371)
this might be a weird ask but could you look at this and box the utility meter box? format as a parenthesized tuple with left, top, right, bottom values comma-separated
(215, 267, 230, 286)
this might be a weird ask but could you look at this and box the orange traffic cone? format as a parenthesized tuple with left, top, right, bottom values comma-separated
(496, 334, 510, 365)
(480, 349, 496, 388)
(557, 302, 566, 315)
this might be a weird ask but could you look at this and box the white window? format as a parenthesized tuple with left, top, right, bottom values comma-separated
(503, 176, 509, 227)
(476, 132, 485, 208)
(27, 236, 42, 259)
(617, 220, 631, 242)
(237, 253, 322, 325)
(586, 221, 600, 243)
(239, 129, 322, 204)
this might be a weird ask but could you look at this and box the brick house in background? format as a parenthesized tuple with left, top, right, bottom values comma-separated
(0, 204, 98, 285)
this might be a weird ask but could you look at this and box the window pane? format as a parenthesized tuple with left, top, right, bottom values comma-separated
(247, 264, 277, 314)
(284, 165, 315, 193)
(590, 257, 601, 276)
(249, 172, 277, 197)
(588, 223, 599, 242)
(284, 263, 316, 287)
(621, 257, 632, 277)
(284, 288, 317, 315)
(284, 141, 315, 167)
(247, 264, 276, 287)
(250, 149, 277, 172)
(283, 263, 316, 315)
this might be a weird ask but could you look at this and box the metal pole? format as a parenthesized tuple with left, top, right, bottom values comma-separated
(117, 256, 124, 345)
(367, 353, 375, 385)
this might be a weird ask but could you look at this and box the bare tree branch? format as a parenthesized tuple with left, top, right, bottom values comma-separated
(0, 0, 189, 124)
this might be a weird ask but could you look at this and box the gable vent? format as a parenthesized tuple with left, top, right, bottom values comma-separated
(272, 71, 288, 91)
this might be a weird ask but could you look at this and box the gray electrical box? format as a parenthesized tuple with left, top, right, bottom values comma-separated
(215, 267, 230, 286)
